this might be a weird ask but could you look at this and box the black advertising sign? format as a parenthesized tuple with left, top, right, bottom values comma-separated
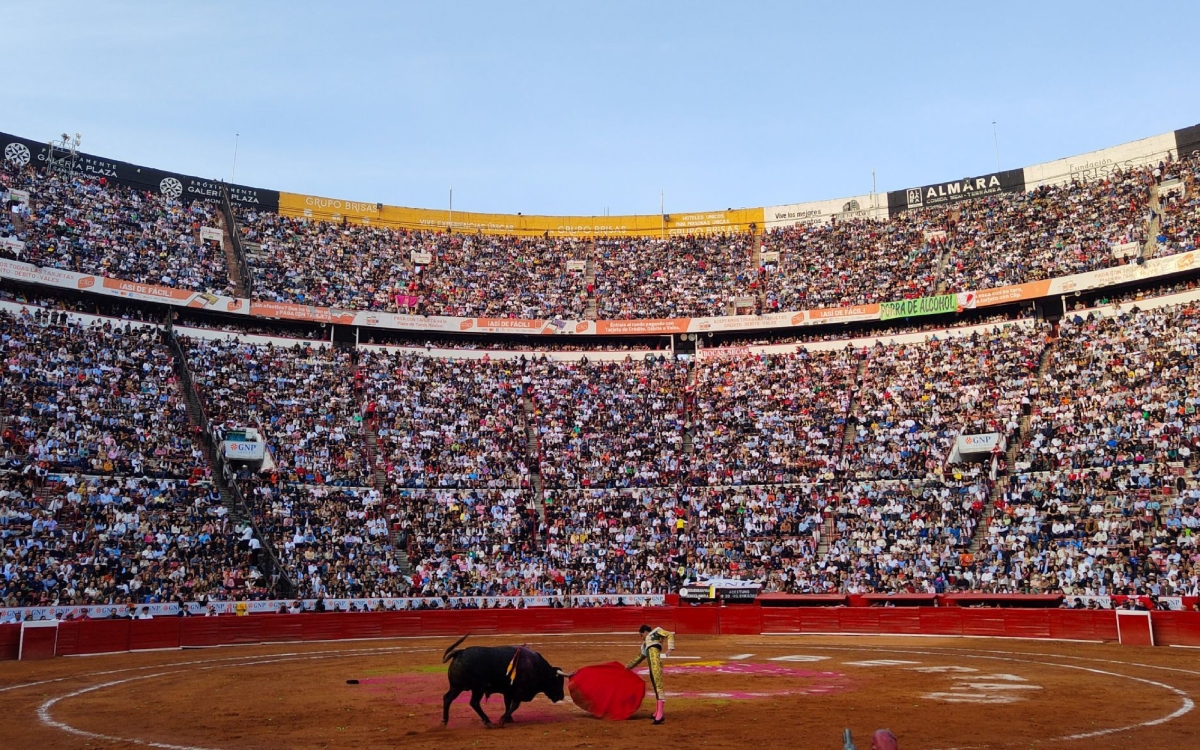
(0, 131, 279, 212)
(887, 168, 1026, 215)
(1175, 124, 1200, 160)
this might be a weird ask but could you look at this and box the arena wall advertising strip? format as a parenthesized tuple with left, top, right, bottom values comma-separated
(879, 293, 958, 321)
(0, 131, 279, 211)
(887, 169, 1026, 215)
(1022, 132, 1178, 189)
(12, 607, 1200, 660)
(1175, 124, 1200, 160)
(277, 191, 764, 238)
(763, 194, 888, 229)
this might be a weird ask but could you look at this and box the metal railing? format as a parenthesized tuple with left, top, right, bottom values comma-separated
(161, 328, 296, 597)
(218, 185, 254, 297)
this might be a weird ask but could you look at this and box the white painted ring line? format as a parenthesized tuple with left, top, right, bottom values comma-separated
(27, 640, 1200, 750)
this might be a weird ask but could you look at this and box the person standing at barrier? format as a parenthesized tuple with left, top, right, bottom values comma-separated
(626, 624, 675, 724)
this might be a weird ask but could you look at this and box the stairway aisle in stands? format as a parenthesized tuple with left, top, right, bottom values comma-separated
(968, 327, 1059, 554)
(161, 327, 295, 595)
(522, 393, 547, 526)
(584, 240, 598, 319)
(217, 186, 253, 298)
(839, 348, 871, 458)
(1143, 182, 1165, 260)
(752, 225, 767, 310)
(216, 209, 247, 297)
(359, 399, 413, 576)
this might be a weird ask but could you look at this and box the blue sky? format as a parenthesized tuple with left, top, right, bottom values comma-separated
(4, 1, 1198, 216)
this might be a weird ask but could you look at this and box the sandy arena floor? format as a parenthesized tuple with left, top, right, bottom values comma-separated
(3, 634, 1200, 749)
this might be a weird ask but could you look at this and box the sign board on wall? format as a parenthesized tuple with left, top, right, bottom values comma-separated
(223, 440, 265, 461)
(0, 237, 23, 258)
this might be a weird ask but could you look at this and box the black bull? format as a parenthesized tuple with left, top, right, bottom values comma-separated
(441, 635, 569, 726)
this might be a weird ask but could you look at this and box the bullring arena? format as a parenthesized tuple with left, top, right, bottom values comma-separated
(7, 9, 1200, 749)
(5, 608, 1200, 749)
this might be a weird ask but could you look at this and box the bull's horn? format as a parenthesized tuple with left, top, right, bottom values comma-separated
(557, 669, 576, 678)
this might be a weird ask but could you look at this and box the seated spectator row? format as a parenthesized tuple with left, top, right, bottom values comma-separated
(3, 154, 1182, 323)
(0, 472, 265, 608)
(182, 337, 368, 485)
(5, 301, 1200, 605)
(0, 310, 201, 478)
(1, 162, 228, 293)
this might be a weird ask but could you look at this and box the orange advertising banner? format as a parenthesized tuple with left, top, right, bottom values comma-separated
(102, 277, 200, 303)
(974, 281, 1052, 308)
(807, 304, 881, 321)
(250, 300, 333, 323)
(595, 318, 692, 335)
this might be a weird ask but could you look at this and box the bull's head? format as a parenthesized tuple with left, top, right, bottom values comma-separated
(545, 667, 573, 702)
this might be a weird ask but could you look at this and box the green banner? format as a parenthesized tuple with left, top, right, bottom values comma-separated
(879, 293, 958, 321)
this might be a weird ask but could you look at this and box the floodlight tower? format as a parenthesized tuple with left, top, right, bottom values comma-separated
(46, 132, 81, 178)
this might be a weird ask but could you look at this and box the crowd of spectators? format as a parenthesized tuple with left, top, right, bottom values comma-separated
(182, 336, 368, 485)
(977, 468, 1200, 596)
(846, 324, 1045, 480)
(359, 349, 533, 489)
(822, 475, 989, 594)
(1, 162, 229, 294)
(241, 476, 406, 599)
(690, 348, 857, 485)
(1017, 305, 1200, 473)
(762, 211, 942, 311)
(0, 310, 201, 478)
(238, 209, 588, 318)
(939, 172, 1151, 292)
(593, 233, 758, 319)
(528, 358, 690, 488)
(1155, 151, 1200, 259)
(0, 472, 265, 608)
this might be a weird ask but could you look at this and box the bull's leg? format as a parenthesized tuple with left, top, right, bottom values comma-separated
(442, 687, 464, 725)
(500, 695, 520, 724)
(469, 690, 493, 726)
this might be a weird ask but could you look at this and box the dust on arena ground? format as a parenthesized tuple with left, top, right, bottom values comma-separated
(3, 634, 1200, 750)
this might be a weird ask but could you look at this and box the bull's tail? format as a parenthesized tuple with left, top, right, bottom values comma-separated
(442, 634, 469, 663)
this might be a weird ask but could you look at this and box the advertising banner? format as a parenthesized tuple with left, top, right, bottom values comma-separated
(887, 169, 1025, 215)
(0, 258, 245, 312)
(956, 433, 1003, 454)
(249, 300, 332, 323)
(0, 594, 668, 622)
(223, 440, 266, 461)
(1111, 241, 1140, 259)
(200, 227, 224, 243)
(0, 130, 280, 211)
(763, 194, 887, 229)
(1176, 123, 1200, 160)
(879, 293, 958, 321)
(6, 188, 29, 207)
(0, 237, 23, 258)
(595, 318, 691, 335)
(1023, 132, 1177, 189)
(565, 259, 588, 272)
(278, 191, 763, 238)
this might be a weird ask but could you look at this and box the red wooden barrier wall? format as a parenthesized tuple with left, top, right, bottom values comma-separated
(4, 606, 1198, 660)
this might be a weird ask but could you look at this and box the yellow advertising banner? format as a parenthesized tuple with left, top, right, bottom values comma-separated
(277, 192, 763, 237)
